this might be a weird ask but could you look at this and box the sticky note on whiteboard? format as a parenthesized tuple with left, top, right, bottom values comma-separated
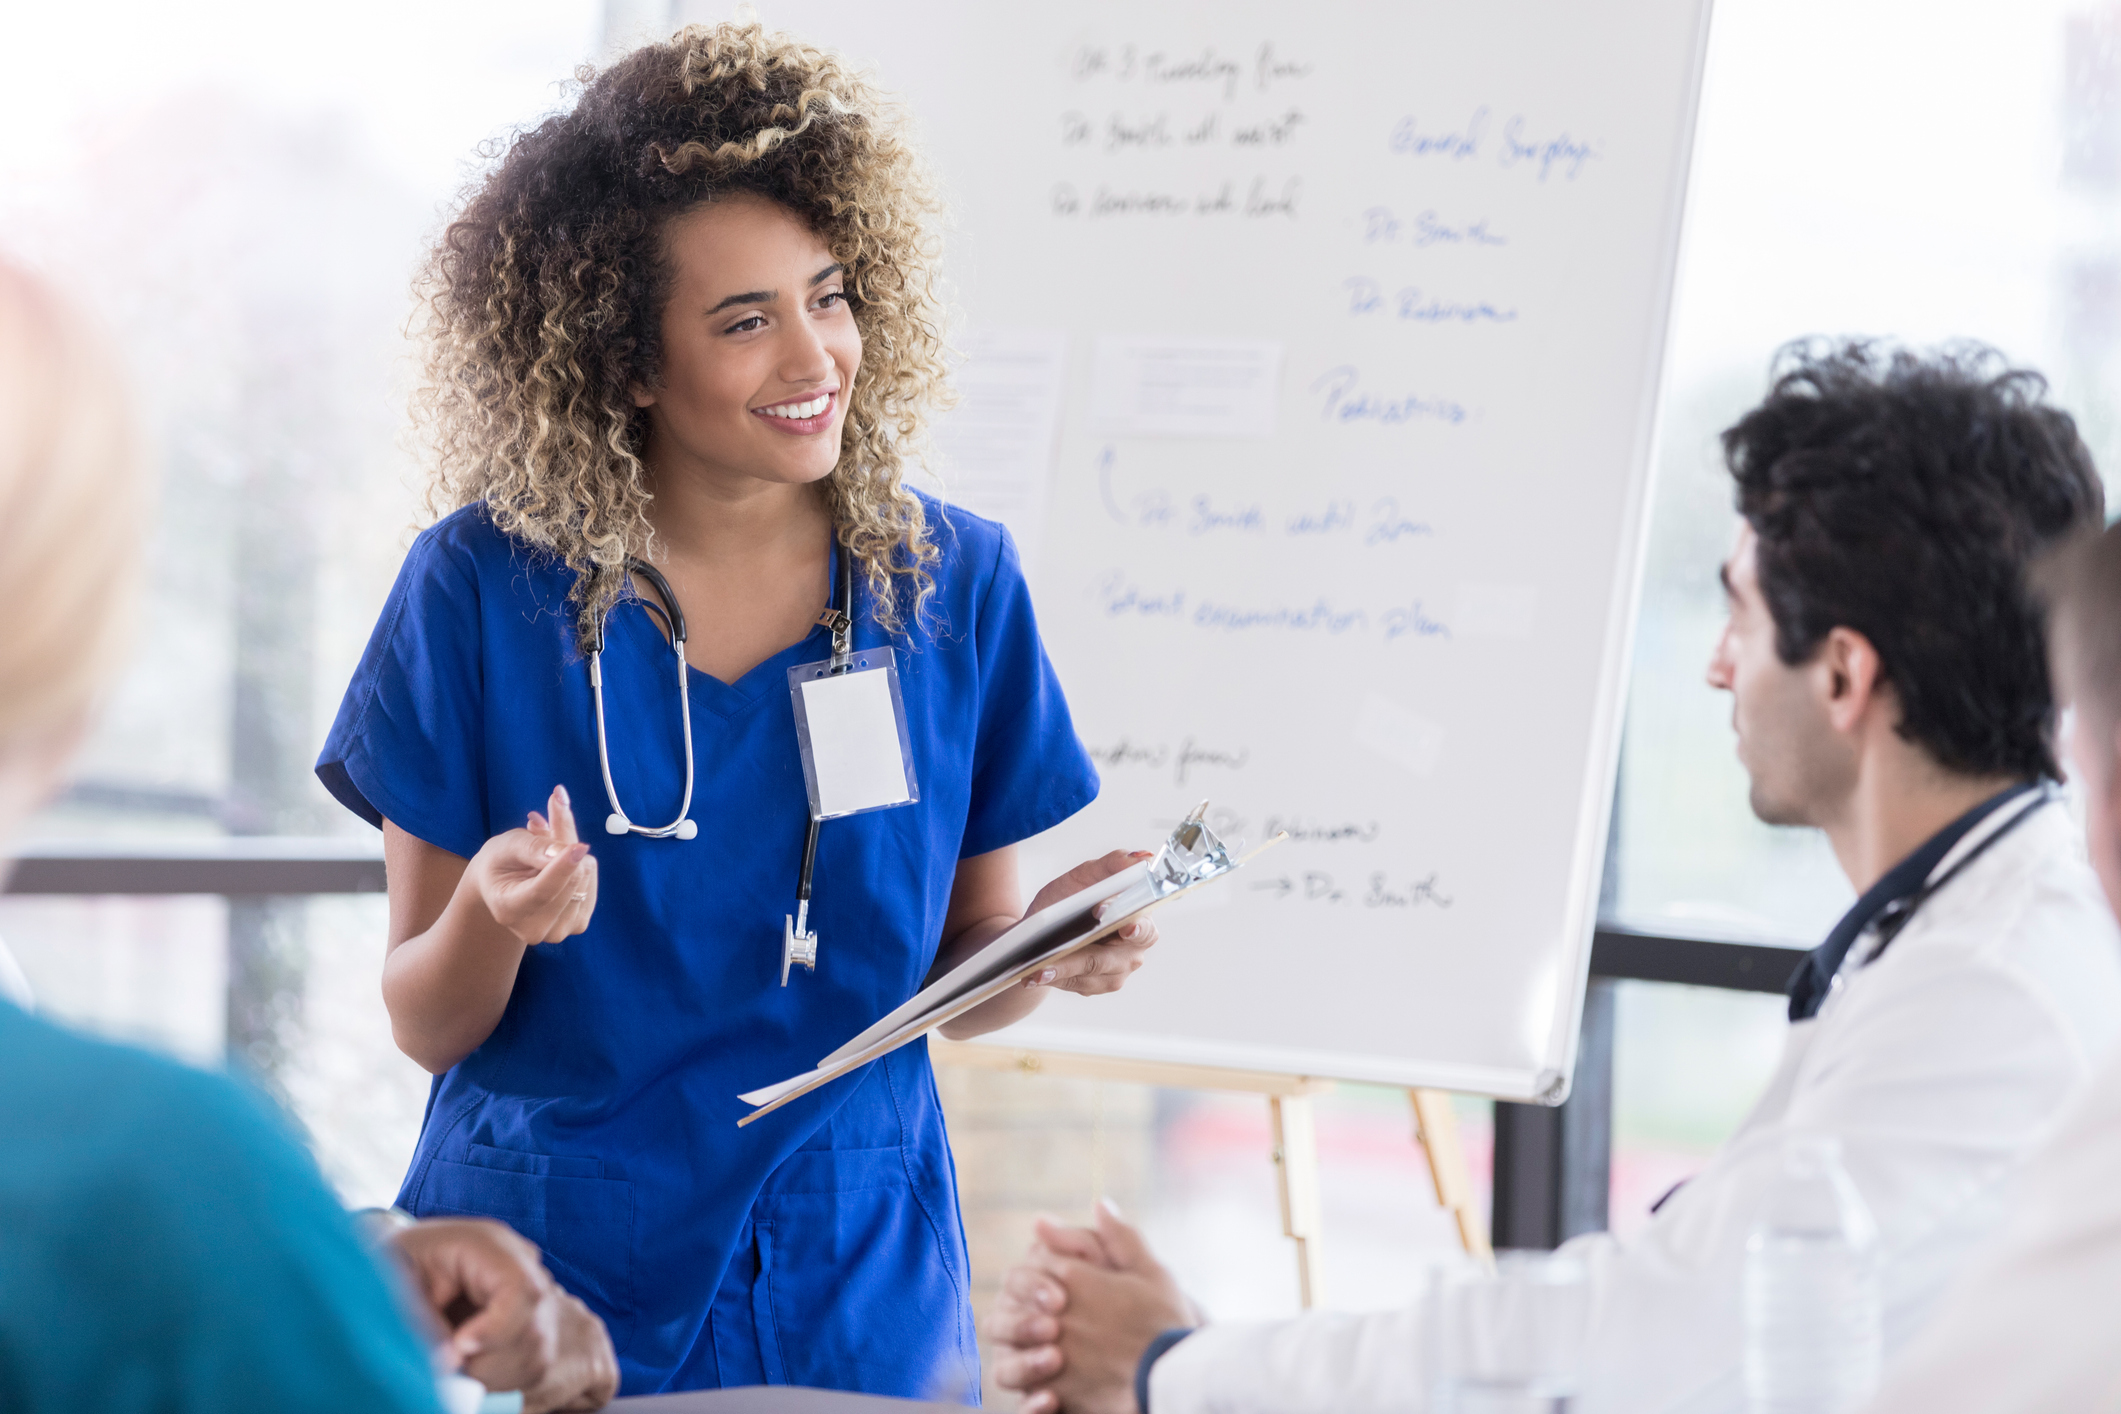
(931, 327, 1069, 559)
(1452, 583, 1540, 640)
(1356, 692, 1446, 778)
(1091, 335, 1283, 438)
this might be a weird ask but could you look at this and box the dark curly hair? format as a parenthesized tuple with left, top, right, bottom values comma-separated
(1723, 340, 2103, 781)
(414, 21, 949, 647)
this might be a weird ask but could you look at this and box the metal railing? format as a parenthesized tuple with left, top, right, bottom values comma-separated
(3, 838, 1808, 1247)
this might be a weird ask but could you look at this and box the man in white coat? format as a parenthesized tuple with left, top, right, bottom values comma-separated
(1857, 520, 2121, 1413)
(985, 343, 2121, 1414)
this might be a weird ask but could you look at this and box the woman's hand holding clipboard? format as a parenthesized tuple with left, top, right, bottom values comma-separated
(735, 804, 1282, 1125)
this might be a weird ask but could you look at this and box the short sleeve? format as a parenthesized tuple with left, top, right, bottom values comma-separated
(958, 525, 1100, 857)
(316, 523, 490, 859)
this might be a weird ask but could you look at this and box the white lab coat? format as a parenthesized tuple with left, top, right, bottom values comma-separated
(1151, 806, 2121, 1414)
(1860, 1034, 2121, 1412)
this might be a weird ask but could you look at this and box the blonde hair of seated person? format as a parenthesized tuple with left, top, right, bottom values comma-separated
(0, 259, 144, 819)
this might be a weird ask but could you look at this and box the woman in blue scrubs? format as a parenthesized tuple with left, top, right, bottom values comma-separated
(317, 23, 1154, 1401)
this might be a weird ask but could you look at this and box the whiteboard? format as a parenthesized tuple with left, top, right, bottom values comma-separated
(735, 0, 1712, 1101)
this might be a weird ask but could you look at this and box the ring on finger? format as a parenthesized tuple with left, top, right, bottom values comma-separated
(570, 891, 588, 902)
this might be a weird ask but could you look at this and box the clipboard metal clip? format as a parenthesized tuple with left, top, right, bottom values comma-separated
(1095, 801, 1242, 923)
(1149, 799, 1237, 894)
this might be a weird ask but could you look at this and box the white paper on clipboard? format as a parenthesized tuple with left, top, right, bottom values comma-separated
(736, 807, 1258, 1121)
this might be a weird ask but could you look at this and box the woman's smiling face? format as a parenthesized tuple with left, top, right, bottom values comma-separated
(635, 193, 862, 489)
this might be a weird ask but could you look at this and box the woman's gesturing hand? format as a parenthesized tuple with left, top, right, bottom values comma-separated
(1023, 849, 1160, 997)
(470, 784, 600, 946)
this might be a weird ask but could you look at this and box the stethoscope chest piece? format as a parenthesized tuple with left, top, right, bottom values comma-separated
(783, 912, 819, 986)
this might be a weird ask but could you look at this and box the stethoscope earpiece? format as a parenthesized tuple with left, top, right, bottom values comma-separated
(675, 819, 699, 841)
(605, 813, 629, 837)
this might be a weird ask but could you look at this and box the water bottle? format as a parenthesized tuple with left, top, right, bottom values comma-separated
(1743, 1135, 1882, 1414)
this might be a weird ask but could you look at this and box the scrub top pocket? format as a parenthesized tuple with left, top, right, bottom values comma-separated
(750, 1145, 977, 1399)
(417, 1155, 638, 1353)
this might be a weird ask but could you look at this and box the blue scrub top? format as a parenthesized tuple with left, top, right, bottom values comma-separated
(316, 497, 1099, 1400)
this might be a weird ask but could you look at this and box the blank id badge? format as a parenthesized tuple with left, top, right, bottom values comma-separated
(787, 648, 920, 820)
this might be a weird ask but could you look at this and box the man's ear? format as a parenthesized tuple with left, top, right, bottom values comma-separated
(1818, 626, 1886, 734)
(631, 383, 656, 409)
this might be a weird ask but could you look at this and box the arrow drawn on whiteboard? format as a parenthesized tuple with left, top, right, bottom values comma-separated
(1098, 445, 1127, 523)
(1250, 871, 1348, 903)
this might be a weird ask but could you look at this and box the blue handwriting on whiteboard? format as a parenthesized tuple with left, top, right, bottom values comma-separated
(1195, 599, 1369, 634)
(1343, 277, 1385, 315)
(1382, 599, 1452, 641)
(1500, 116, 1597, 180)
(1098, 573, 1186, 617)
(1417, 209, 1507, 247)
(1388, 108, 1599, 180)
(1366, 499, 1435, 544)
(1312, 366, 1470, 426)
(1397, 286, 1517, 324)
(1286, 501, 1358, 535)
(1093, 575, 1456, 641)
(1130, 489, 1175, 528)
(1345, 278, 1517, 324)
(1362, 207, 1509, 247)
(1190, 497, 1265, 534)
(1388, 108, 1486, 159)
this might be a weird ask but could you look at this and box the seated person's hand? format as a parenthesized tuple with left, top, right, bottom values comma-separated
(987, 1200, 1196, 1414)
(388, 1218, 620, 1412)
(1025, 852, 1161, 997)
(527, 1291, 621, 1413)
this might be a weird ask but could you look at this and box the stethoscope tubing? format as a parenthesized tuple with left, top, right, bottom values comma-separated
(1870, 783, 2054, 958)
(587, 543, 856, 983)
(591, 560, 699, 840)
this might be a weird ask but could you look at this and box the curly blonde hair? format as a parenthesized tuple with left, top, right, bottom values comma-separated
(415, 21, 948, 647)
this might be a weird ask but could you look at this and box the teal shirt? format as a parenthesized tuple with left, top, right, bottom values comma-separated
(0, 1000, 441, 1413)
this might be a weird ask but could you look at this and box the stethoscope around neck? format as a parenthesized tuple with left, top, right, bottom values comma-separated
(586, 544, 857, 981)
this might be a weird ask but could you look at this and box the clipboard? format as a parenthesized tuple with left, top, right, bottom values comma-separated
(736, 803, 1278, 1126)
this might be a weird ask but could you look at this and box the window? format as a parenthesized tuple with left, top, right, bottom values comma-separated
(1605, 0, 2115, 1218)
(1, 0, 2107, 1268)
(0, 0, 605, 1201)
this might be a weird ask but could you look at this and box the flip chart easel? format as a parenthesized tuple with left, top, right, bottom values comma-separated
(931, 1039, 1490, 1308)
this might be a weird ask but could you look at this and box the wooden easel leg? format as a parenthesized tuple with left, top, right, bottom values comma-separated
(1269, 1094, 1326, 1308)
(1411, 1089, 1493, 1261)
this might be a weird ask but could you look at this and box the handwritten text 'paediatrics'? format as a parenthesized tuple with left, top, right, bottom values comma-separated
(1312, 366, 1472, 427)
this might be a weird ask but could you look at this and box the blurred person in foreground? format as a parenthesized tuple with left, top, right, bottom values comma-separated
(1857, 520, 2121, 1412)
(987, 344, 2121, 1414)
(0, 261, 617, 1412)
